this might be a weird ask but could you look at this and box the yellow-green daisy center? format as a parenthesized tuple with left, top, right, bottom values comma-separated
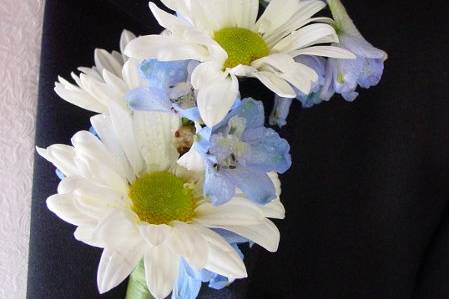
(214, 27, 270, 69)
(128, 171, 196, 225)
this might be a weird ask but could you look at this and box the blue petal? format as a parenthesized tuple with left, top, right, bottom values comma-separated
(175, 106, 202, 123)
(198, 269, 216, 283)
(342, 91, 359, 102)
(127, 87, 172, 112)
(215, 98, 264, 131)
(356, 58, 384, 88)
(293, 56, 327, 108)
(330, 59, 359, 98)
(172, 260, 202, 299)
(55, 169, 65, 180)
(208, 275, 230, 290)
(340, 34, 387, 60)
(213, 229, 249, 244)
(295, 55, 326, 91)
(233, 98, 265, 129)
(204, 166, 236, 205)
(231, 97, 242, 110)
(319, 60, 336, 102)
(295, 55, 328, 108)
(297, 91, 324, 108)
(269, 96, 293, 127)
(231, 243, 244, 260)
(88, 126, 98, 137)
(140, 59, 190, 89)
(195, 127, 212, 154)
(242, 128, 292, 174)
(227, 168, 276, 205)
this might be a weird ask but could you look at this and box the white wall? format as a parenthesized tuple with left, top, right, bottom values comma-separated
(0, 0, 44, 298)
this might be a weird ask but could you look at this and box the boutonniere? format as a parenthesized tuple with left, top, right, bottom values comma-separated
(38, 1, 386, 298)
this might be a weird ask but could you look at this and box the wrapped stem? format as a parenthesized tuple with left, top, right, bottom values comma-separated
(125, 261, 154, 299)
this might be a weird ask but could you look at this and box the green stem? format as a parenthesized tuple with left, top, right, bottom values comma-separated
(125, 260, 154, 299)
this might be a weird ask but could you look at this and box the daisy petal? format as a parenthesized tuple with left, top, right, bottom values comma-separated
(254, 54, 318, 94)
(71, 131, 129, 182)
(196, 226, 247, 279)
(218, 219, 280, 252)
(168, 222, 208, 270)
(91, 210, 141, 248)
(75, 151, 128, 194)
(94, 49, 123, 78)
(54, 78, 105, 114)
(177, 146, 205, 172)
(74, 225, 103, 247)
(36, 145, 78, 177)
(139, 223, 172, 247)
(120, 30, 136, 57)
(195, 200, 263, 226)
(272, 23, 339, 53)
(46, 194, 93, 226)
(108, 104, 145, 175)
(197, 74, 238, 127)
(190, 61, 224, 90)
(132, 111, 181, 172)
(103, 69, 128, 93)
(144, 245, 180, 299)
(90, 114, 135, 182)
(229, 64, 257, 77)
(97, 245, 144, 294)
(149, 2, 190, 33)
(232, 0, 259, 29)
(253, 71, 296, 98)
(73, 182, 125, 220)
(261, 199, 286, 220)
(256, 0, 301, 35)
(122, 59, 143, 89)
(264, 1, 327, 45)
(125, 35, 207, 61)
(291, 45, 356, 59)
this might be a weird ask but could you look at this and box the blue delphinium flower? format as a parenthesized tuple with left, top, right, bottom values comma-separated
(324, 0, 388, 102)
(269, 55, 327, 127)
(127, 59, 201, 121)
(269, 0, 387, 127)
(294, 55, 328, 108)
(269, 96, 293, 128)
(197, 98, 291, 205)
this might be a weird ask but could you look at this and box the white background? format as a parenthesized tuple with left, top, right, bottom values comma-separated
(0, 0, 44, 298)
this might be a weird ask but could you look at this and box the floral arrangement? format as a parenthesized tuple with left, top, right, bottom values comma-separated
(38, 0, 387, 298)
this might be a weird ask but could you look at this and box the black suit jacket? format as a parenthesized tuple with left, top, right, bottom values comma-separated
(27, 0, 449, 298)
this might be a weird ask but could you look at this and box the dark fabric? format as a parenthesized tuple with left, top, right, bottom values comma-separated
(27, 0, 449, 298)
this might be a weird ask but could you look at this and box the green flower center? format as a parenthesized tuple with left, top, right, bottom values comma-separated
(214, 27, 270, 69)
(128, 171, 196, 225)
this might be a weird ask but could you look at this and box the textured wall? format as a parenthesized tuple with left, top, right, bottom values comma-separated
(0, 0, 44, 298)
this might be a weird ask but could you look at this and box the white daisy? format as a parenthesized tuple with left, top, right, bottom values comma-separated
(37, 109, 284, 299)
(54, 30, 144, 114)
(125, 0, 356, 126)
